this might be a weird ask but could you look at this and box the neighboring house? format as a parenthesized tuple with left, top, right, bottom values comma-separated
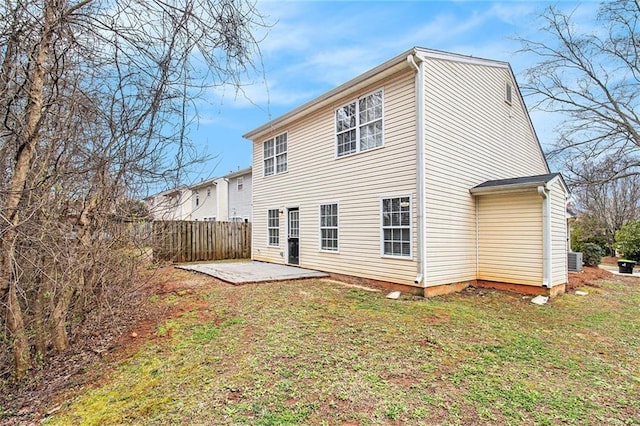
(227, 167, 252, 222)
(244, 47, 569, 297)
(145, 167, 253, 222)
(145, 185, 193, 221)
(190, 177, 228, 222)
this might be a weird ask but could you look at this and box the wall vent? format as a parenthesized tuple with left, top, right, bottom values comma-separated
(568, 252, 583, 272)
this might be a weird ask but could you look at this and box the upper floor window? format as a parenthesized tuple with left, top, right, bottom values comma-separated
(207, 188, 211, 197)
(264, 133, 287, 176)
(237, 176, 244, 191)
(195, 191, 200, 207)
(336, 89, 383, 157)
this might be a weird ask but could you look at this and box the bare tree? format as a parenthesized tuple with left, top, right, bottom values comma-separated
(0, 0, 266, 377)
(519, 0, 640, 182)
(571, 158, 640, 254)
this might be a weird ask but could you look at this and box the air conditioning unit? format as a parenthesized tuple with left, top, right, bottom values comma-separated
(568, 252, 583, 272)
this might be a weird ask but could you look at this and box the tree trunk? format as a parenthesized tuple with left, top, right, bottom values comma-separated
(7, 279, 29, 375)
(51, 295, 70, 352)
(1, 0, 57, 377)
(33, 270, 49, 359)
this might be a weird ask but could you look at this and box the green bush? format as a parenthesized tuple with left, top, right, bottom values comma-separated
(615, 220, 640, 261)
(569, 216, 612, 256)
(581, 243, 604, 266)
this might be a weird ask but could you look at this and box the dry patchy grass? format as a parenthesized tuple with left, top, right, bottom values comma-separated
(27, 271, 640, 425)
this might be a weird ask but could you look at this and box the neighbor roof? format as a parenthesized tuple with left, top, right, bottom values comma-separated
(225, 166, 252, 179)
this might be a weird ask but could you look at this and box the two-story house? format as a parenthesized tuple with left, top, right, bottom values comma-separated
(244, 47, 568, 297)
(145, 167, 253, 222)
(190, 177, 228, 222)
(227, 167, 253, 222)
(145, 185, 193, 221)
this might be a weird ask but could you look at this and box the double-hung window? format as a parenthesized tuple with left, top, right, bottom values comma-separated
(381, 196, 411, 257)
(264, 133, 287, 176)
(268, 209, 280, 246)
(319, 203, 338, 251)
(336, 89, 383, 157)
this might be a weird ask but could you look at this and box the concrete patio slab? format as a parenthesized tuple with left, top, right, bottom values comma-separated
(176, 261, 328, 284)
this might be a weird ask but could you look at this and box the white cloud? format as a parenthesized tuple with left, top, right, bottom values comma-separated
(207, 77, 318, 111)
(488, 2, 538, 25)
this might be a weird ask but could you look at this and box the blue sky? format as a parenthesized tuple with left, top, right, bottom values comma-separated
(179, 0, 597, 188)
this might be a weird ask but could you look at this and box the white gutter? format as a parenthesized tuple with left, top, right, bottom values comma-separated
(538, 185, 552, 288)
(407, 52, 427, 288)
(470, 181, 549, 195)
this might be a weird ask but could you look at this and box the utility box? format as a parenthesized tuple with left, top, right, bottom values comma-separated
(568, 252, 583, 272)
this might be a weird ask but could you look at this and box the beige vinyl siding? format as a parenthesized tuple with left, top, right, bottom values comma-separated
(477, 193, 543, 286)
(252, 69, 420, 286)
(550, 179, 568, 285)
(228, 171, 252, 221)
(422, 58, 548, 287)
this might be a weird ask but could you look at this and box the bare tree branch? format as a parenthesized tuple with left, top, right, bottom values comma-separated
(0, 0, 267, 377)
(519, 0, 640, 181)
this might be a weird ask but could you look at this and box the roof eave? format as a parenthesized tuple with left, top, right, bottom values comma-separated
(190, 179, 218, 190)
(470, 182, 546, 196)
(242, 48, 419, 141)
(470, 174, 569, 196)
(243, 47, 517, 142)
(225, 166, 252, 179)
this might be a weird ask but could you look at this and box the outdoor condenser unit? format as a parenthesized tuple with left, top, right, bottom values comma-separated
(568, 252, 583, 272)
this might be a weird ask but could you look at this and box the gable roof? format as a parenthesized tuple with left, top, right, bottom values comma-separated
(242, 46, 551, 174)
(243, 47, 512, 141)
(470, 173, 568, 195)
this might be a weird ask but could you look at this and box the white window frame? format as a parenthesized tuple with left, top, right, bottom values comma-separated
(264, 133, 288, 177)
(380, 195, 412, 258)
(267, 209, 280, 246)
(319, 202, 339, 252)
(505, 82, 513, 105)
(195, 191, 200, 207)
(237, 176, 244, 191)
(335, 89, 384, 158)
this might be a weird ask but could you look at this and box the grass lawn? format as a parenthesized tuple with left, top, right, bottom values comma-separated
(44, 270, 640, 425)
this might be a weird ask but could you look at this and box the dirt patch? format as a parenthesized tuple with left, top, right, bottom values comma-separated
(0, 265, 227, 426)
(567, 266, 612, 291)
(103, 268, 225, 361)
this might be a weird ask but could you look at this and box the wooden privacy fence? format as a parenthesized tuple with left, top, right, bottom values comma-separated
(152, 221, 251, 262)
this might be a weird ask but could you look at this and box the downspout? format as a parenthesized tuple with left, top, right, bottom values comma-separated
(538, 185, 552, 288)
(408, 52, 427, 289)
(475, 200, 480, 278)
